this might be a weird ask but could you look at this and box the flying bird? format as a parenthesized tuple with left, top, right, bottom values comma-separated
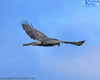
(21, 20, 85, 47)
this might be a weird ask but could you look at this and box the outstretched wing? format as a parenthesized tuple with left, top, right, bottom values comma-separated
(21, 20, 48, 41)
(60, 40, 85, 46)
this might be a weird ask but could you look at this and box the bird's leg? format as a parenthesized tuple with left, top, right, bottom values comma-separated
(41, 41, 43, 45)
(58, 43, 60, 47)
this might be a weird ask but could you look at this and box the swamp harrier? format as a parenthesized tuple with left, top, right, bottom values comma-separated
(21, 20, 85, 47)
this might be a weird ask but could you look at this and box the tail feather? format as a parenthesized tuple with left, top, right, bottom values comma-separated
(23, 42, 36, 46)
(23, 43, 32, 46)
(60, 40, 85, 46)
(23, 41, 41, 46)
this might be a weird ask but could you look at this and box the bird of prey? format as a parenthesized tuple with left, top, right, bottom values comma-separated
(21, 20, 85, 47)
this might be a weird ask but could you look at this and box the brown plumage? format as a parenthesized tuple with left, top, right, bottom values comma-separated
(21, 20, 85, 47)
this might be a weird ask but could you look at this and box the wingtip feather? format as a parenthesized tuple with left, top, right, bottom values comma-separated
(75, 40, 85, 46)
(20, 20, 34, 28)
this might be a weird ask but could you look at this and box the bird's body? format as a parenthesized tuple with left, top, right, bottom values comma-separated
(23, 38, 60, 47)
(21, 20, 85, 47)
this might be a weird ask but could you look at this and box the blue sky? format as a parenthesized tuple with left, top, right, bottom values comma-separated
(0, 0, 100, 80)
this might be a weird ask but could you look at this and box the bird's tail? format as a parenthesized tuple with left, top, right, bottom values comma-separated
(23, 42, 35, 46)
(23, 41, 41, 46)
(23, 43, 32, 46)
(60, 40, 85, 46)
